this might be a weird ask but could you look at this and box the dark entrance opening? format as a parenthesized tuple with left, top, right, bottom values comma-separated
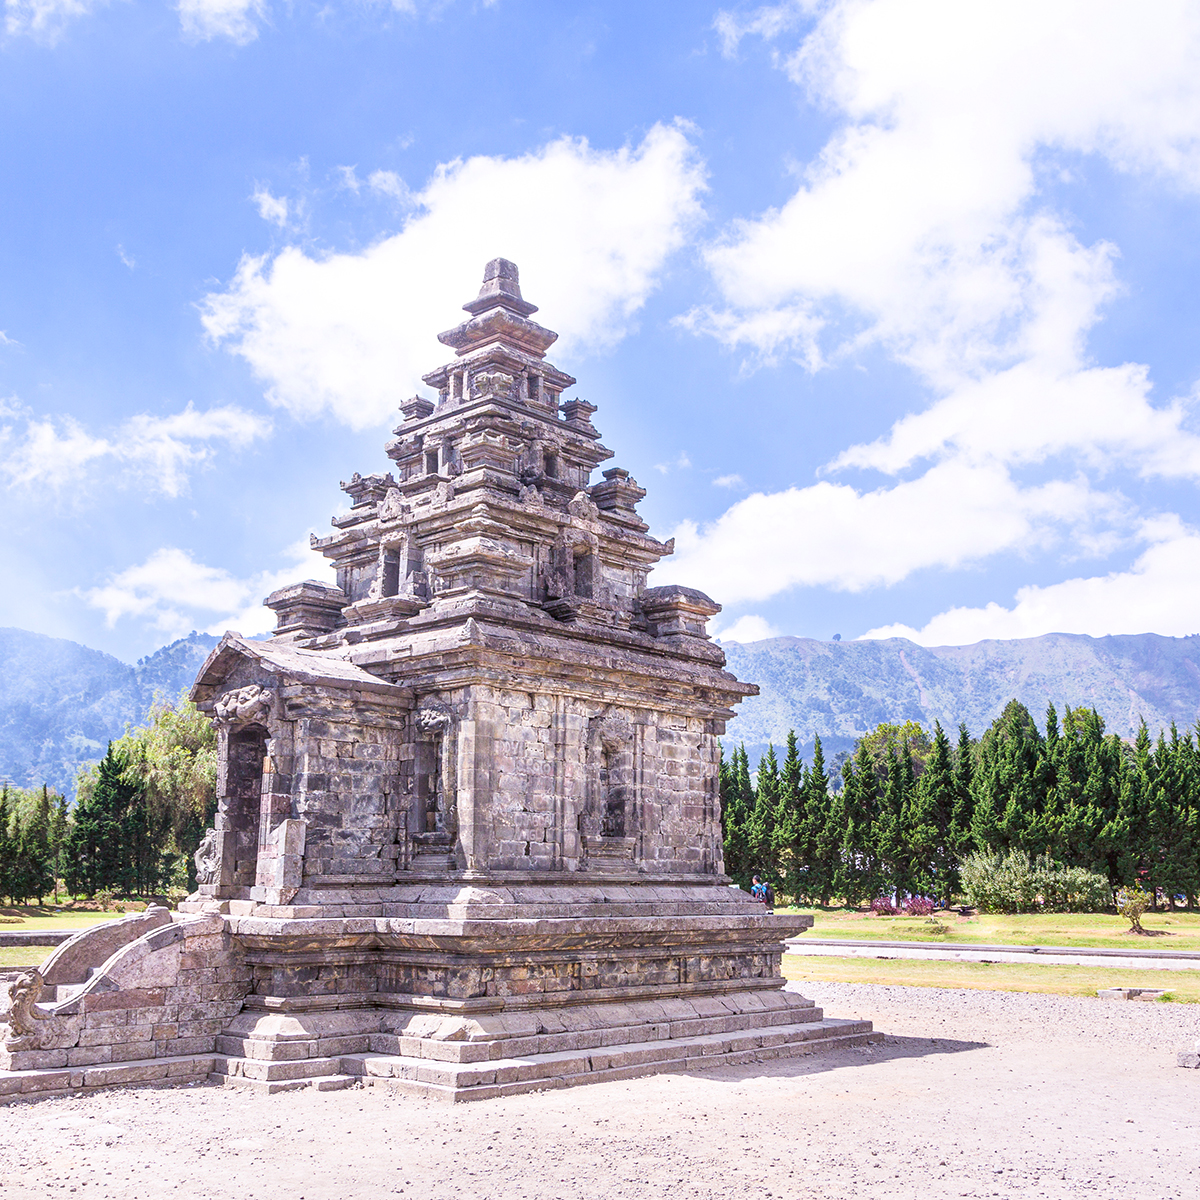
(225, 724, 268, 890)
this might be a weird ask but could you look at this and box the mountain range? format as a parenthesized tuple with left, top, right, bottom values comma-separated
(0, 628, 219, 795)
(4, 626, 1200, 796)
(721, 632, 1200, 767)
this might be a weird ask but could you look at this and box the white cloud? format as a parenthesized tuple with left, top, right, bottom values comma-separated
(654, 450, 692, 475)
(83, 537, 335, 638)
(656, 459, 1117, 605)
(252, 186, 289, 227)
(666, 2, 1200, 640)
(698, 2, 1200, 381)
(116, 244, 136, 270)
(712, 473, 744, 488)
(4, 0, 99, 42)
(713, 3, 807, 59)
(367, 170, 414, 205)
(831, 362, 1200, 481)
(715, 613, 782, 643)
(202, 123, 706, 429)
(862, 516, 1200, 645)
(178, 0, 266, 44)
(0, 402, 270, 497)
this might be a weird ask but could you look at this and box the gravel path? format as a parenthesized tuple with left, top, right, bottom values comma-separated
(1, 982, 1197, 1200)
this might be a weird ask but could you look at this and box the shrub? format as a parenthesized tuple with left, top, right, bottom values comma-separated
(904, 897, 935, 916)
(870, 897, 900, 915)
(1115, 885, 1151, 933)
(94, 887, 117, 912)
(960, 850, 1111, 914)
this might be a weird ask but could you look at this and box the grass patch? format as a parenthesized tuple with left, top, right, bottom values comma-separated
(0, 945, 54, 969)
(0, 906, 129, 932)
(783, 953, 1200, 1001)
(780, 906, 1200, 951)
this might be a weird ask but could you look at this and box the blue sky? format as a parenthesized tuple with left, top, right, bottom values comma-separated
(4, 0, 1200, 662)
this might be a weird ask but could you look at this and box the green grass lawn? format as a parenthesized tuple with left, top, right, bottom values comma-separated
(783, 952, 1200, 1002)
(779, 906, 1200, 951)
(0, 944, 54, 968)
(0, 904, 143, 932)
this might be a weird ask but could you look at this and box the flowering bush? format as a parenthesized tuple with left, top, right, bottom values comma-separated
(904, 897, 935, 916)
(870, 897, 900, 915)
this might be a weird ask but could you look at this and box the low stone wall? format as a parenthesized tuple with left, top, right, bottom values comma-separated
(0, 913, 251, 1101)
(0, 932, 73, 947)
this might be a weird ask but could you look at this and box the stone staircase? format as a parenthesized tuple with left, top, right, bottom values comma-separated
(208, 990, 881, 1100)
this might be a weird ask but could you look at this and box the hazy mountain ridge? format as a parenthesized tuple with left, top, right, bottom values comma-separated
(721, 632, 1200, 758)
(4, 626, 1200, 795)
(0, 628, 219, 795)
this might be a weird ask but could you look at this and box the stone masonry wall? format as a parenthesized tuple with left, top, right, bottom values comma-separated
(458, 684, 725, 874)
(0, 915, 250, 1099)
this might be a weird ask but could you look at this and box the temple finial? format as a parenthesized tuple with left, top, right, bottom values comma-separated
(462, 257, 539, 317)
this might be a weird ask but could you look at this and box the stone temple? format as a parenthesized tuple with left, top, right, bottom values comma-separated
(0, 260, 877, 1101)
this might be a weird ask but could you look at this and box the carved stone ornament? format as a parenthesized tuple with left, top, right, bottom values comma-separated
(470, 369, 515, 399)
(214, 684, 274, 726)
(568, 491, 600, 522)
(195, 827, 221, 886)
(415, 706, 451, 735)
(4, 969, 51, 1049)
(379, 487, 408, 523)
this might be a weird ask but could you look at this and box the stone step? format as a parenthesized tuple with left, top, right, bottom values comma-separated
(213, 1032, 369, 1061)
(211, 1053, 344, 1083)
(342, 1017, 878, 1100)
(210, 1071, 357, 1095)
(364, 1001, 823, 1065)
(1, 1054, 214, 1101)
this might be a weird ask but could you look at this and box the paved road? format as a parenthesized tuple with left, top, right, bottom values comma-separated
(786, 936, 1200, 971)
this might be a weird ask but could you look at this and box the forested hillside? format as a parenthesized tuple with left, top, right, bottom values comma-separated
(721, 702, 1200, 907)
(0, 629, 218, 794)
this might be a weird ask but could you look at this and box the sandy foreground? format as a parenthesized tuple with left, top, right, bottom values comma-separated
(1, 981, 1197, 1200)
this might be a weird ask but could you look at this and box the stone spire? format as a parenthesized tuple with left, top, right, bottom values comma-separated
(461, 256, 539, 317)
(270, 260, 713, 647)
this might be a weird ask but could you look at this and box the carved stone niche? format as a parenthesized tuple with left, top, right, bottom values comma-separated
(410, 702, 456, 868)
(543, 530, 615, 625)
(205, 685, 277, 897)
(582, 712, 637, 872)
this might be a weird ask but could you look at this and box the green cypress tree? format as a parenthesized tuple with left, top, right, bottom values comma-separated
(750, 745, 781, 889)
(0, 787, 13, 904)
(873, 741, 906, 896)
(836, 743, 879, 906)
(719, 744, 753, 888)
(949, 723, 976, 863)
(772, 732, 807, 903)
(805, 736, 837, 905)
(907, 721, 954, 899)
(1105, 720, 1153, 890)
(48, 792, 69, 902)
(16, 786, 54, 905)
(68, 744, 137, 896)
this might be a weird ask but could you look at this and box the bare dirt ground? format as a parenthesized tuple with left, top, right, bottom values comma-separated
(2, 981, 1198, 1200)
